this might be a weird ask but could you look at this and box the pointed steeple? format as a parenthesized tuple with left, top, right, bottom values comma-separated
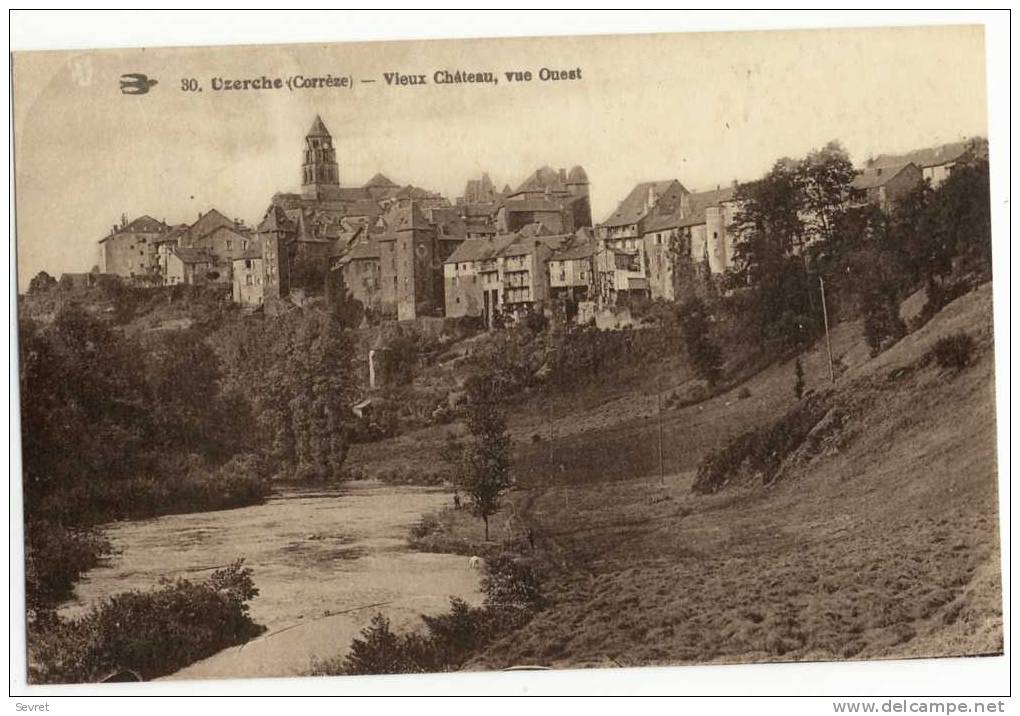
(307, 114, 331, 138)
(302, 114, 340, 199)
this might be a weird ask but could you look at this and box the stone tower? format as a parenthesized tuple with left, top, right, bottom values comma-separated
(301, 115, 340, 201)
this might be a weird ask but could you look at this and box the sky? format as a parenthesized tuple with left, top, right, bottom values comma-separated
(12, 24, 988, 286)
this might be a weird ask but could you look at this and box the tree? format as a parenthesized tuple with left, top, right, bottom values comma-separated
(325, 270, 365, 328)
(459, 372, 512, 540)
(729, 159, 816, 347)
(799, 141, 857, 245)
(27, 271, 57, 295)
(212, 312, 356, 479)
(679, 297, 723, 386)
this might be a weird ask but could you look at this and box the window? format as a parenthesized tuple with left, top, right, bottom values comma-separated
(246, 275, 253, 286)
(226, 240, 232, 250)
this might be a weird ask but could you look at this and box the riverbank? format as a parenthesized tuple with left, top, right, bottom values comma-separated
(60, 481, 482, 680)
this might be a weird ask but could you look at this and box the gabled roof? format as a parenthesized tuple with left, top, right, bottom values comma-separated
(259, 205, 295, 233)
(338, 238, 380, 262)
(445, 238, 500, 264)
(197, 224, 253, 243)
(99, 215, 170, 242)
(549, 231, 595, 261)
(384, 202, 432, 235)
(307, 114, 331, 138)
(499, 224, 570, 258)
(601, 180, 686, 228)
(233, 245, 264, 261)
(851, 163, 917, 190)
(364, 173, 398, 188)
(511, 166, 568, 197)
(868, 139, 983, 170)
(189, 208, 238, 241)
(172, 247, 220, 264)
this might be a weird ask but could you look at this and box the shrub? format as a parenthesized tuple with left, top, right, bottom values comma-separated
(930, 332, 976, 372)
(29, 560, 264, 684)
(679, 297, 724, 386)
(25, 522, 110, 609)
(693, 394, 832, 493)
(312, 553, 543, 676)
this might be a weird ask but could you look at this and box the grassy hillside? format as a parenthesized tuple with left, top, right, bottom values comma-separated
(462, 283, 1001, 668)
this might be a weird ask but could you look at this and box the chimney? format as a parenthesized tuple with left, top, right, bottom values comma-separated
(732, 179, 738, 189)
(121, 213, 127, 228)
(559, 168, 566, 183)
(647, 185, 658, 211)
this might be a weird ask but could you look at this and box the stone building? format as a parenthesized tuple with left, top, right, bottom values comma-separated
(231, 245, 264, 306)
(97, 215, 172, 282)
(866, 137, 987, 189)
(497, 166, 592, 234)
(850, 163, 923, 213)
(258, 115, 453, 312)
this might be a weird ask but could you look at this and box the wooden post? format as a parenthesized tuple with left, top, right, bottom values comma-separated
(657, 389, 665, 485)
(819, 276, 835, 383)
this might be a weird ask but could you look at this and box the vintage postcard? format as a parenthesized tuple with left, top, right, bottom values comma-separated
(12, 22, 1001, 688)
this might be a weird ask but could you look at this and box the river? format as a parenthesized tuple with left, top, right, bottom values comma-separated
(58, 481, 482, 681)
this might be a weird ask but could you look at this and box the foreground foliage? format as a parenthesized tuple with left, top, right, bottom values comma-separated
(29, 561, 264, 684)
(310, 554, 543, 675)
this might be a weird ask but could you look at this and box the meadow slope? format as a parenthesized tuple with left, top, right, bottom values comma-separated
(466, 283, 1002, 668)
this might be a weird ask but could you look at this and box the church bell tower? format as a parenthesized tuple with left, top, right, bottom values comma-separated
(301, 114, 340, 200)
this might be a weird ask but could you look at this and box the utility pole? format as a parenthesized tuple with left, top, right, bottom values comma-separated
(657, 389, 665, 486)
(819, 275, 835, 383)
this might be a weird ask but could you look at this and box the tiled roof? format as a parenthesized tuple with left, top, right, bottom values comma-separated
(512, 166, 567, 196)
(868, 139, 982, 170)
(601, 180, 684, 228)
(851, 163, 915, 190)
(503, 197, 567, 213)
(173, 247, 219, 264)
(99, 215, 171, 242)
(338, 238, 381, 262)
(189, 208, 237, 241)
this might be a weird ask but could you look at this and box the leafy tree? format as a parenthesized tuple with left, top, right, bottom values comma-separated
(325, 269, 365, 328)
(214, 312, 355, 479)
(729, 159, 816, 348)
(27, 271, 57, 295)
(340, 614, 424, 675)
(679, 297, 723, 386)
(460, 372, 512, 540)
(799, 141, 857, 244)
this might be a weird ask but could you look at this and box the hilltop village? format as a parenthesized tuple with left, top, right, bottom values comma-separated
(88, 115, 986, 329)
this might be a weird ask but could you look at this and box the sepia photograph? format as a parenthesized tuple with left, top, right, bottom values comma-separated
(10, 13, 1006, 696)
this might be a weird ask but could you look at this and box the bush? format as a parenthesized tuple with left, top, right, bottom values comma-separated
(679, 297, 724, 386)
(29, 560, 264, 684)
(311, 553, 543, 676)
(693, 394, 832, 493)
(25, 522, 110, 609)
(930, 332, 976, 372)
